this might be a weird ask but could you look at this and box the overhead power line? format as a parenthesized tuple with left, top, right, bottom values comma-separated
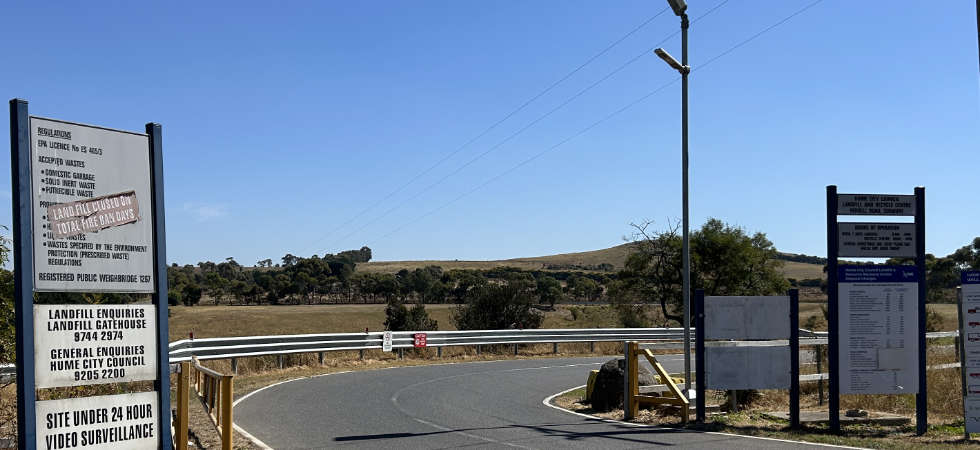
(376, 0, 824, 241)
(323, 0, 732, 251)
(298, 6, 671, 256)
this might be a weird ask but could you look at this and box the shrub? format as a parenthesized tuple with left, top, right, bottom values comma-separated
(384, 298, 437, 331)
(924, 306, 943, 332)
(451, 284, 542, 330)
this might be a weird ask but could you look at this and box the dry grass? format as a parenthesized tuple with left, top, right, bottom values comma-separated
(170, 303, 636, 342)
(780, 261, 826, 280)
(168, 304, 460, 340)
(550, 343, 970, 449)
(170, 301, 959, 345)
(927, 303, 959, 331)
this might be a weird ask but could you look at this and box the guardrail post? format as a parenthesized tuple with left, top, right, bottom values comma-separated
(623, 341, 631, 420)
(553, 343, 558, 354)
(590, 342, 595, 353)
(319, 352, 325, 365)
(230, 358, 238, 375)
(176, 362, 189, 450)
(477, 345, 481, 356)
(514, 344, 519, 356)
(221, 376, 233, 450)
(278, 355, 284, 369)
(817, 345, 824, 405)
(359, 349, 364, 360)
(437, 347, 442, 358)
(398, 348, 404, 359)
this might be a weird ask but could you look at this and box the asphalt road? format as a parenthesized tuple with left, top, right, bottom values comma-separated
(234, 355, 841, 449)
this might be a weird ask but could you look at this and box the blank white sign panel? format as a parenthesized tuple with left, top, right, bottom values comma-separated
(705, 296, 790, 340)
(705, 345, 790, 390)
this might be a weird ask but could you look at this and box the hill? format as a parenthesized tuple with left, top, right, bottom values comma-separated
(359, 244, 826, 280)
(358, 243, 636, 274)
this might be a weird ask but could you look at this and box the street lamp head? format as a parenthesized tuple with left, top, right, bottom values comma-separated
(666, 0, 687, 16)
(654, 48, 685, 72)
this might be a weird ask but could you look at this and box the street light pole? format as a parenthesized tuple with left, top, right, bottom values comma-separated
(656, 0, 692, 397)
(680, 10, 691, 399)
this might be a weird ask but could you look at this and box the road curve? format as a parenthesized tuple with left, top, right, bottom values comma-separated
(234, 355, 843, 449)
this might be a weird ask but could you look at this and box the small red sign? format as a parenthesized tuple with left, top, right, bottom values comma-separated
(413, 333, 427, 348)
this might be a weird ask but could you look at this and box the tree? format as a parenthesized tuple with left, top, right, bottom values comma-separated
(448, 270, 485, 304)
(451, 284, 543, 330)
(611, 219, 789, 327)
(0, 232, 13, 364)
(384, 298, 437, 331)
(281, 253, 299, 267)
(536, 276, 563, 307)
(204, 272, 227, 305)
(952, 237, 980, 270)
(181, 283, 203, 306)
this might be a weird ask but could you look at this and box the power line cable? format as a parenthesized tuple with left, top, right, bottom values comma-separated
(325, 0, 731, 251)
(376, 0, 824, 241)
(298, 6, 670, 255)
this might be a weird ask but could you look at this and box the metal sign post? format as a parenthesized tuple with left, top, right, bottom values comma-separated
(826, 185, 926, 435)
(10, 98, 37, 449)
(694, 289, 799, 426)
(10, 99, 171, 449)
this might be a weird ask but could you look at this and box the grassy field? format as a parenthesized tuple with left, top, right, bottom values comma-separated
(780, 260, 826, 280)
(170, 304, 624, 341)
(170, 301, 959, 342)
(169, 304, 460, 340)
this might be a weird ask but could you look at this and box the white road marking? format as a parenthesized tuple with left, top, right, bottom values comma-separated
(542, 385, 869, 450)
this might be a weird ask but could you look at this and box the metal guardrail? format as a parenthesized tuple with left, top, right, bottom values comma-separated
(167, 328, 693, 362)
(161, 328, 955, 363)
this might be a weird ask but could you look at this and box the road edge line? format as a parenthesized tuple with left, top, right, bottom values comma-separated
(542, 385, 868, 450)
(231, 370, 354, 450)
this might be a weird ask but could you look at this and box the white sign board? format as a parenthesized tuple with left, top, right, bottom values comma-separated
(705, 296, 790, 340)
(30, 116, 155, 293)
(838, 222, 915, 258)
(382, 331, 392, 352)
(837, 193, 915, 216)
(960, 271, 980, 432)
(705, 345, 790, 389)
(36, 391, 158, 450)
(34, 304, 157, 388)
(838, 265, 919, 394)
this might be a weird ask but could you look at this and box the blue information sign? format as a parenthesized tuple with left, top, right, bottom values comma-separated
(839, 265, 919, 283)
(964, 271, 980, 285)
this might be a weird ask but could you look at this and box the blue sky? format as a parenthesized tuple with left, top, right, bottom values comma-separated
(1, 1, 978, 266)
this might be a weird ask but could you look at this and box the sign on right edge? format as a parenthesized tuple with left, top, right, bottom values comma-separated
(838, 265, 919, 394)
(961, 271, 980, 432)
